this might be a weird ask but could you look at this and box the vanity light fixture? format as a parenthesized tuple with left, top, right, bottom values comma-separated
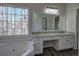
(44, 7, 59, 15)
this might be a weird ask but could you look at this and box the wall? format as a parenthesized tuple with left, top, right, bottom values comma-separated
(66, 3, 79, 49)
(59, 15, 66, 31)
(76, 9, 79, 56)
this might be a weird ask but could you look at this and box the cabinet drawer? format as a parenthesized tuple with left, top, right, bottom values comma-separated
(43, 37, 60, 41)
(65, 39, 73, 48)
(51, 36, 60, 40)
(43, 37, 50, 41)
(62, 39, 72, 48)
(61, 36, 73, 39)
(63, 36, 73, 48)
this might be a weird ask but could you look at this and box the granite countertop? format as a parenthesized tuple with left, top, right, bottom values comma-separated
(32, 30, 65, 33)
(32, 32, 73, 37)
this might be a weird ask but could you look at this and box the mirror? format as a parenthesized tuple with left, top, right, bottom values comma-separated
(32, 13, 66, 32)
(42, 16, 60, 30)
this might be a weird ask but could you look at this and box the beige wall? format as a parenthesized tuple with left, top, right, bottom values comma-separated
(66, 3, 79, 49)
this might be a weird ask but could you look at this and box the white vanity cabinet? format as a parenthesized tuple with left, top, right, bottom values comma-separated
(32, 33, 74, 55)
(33, 37, 43, 55)
(56, 35, 73, 50)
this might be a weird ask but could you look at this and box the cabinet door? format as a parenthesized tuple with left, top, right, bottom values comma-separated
(38, 38, 43, 54)
(34, 38, 43, 54)
(34, 38, 39, 50)
(58, 36, 73, 50)
(64, 36, 73, 48)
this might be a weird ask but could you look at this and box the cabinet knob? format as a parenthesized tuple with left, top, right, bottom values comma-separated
(66, 40, 69, 42)
(12, 49, 15, 52)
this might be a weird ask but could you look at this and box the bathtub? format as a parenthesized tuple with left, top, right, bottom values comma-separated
(0, 40, 34, 56)
(22, 41, 34, 56)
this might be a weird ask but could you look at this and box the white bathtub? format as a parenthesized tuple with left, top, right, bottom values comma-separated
(0, 40, 34, 56)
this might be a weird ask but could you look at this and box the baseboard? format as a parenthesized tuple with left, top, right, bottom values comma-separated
(57, 48, 78, 52)
(72, 48, 78, 51)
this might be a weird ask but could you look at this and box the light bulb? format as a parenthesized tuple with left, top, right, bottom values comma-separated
(44, 8, 59, 15)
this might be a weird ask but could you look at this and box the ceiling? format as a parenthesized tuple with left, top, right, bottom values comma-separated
(0, 3, 65, 13)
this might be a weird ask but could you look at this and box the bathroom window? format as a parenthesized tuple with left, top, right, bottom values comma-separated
(0, 6, 29, 36)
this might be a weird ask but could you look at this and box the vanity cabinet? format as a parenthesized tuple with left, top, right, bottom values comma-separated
(33, 33, 74, 55)
(33, 38, 43, 54)
(56, 36, 73, 50)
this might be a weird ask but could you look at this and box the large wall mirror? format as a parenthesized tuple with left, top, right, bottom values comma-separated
(32, 12, 66, 32)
